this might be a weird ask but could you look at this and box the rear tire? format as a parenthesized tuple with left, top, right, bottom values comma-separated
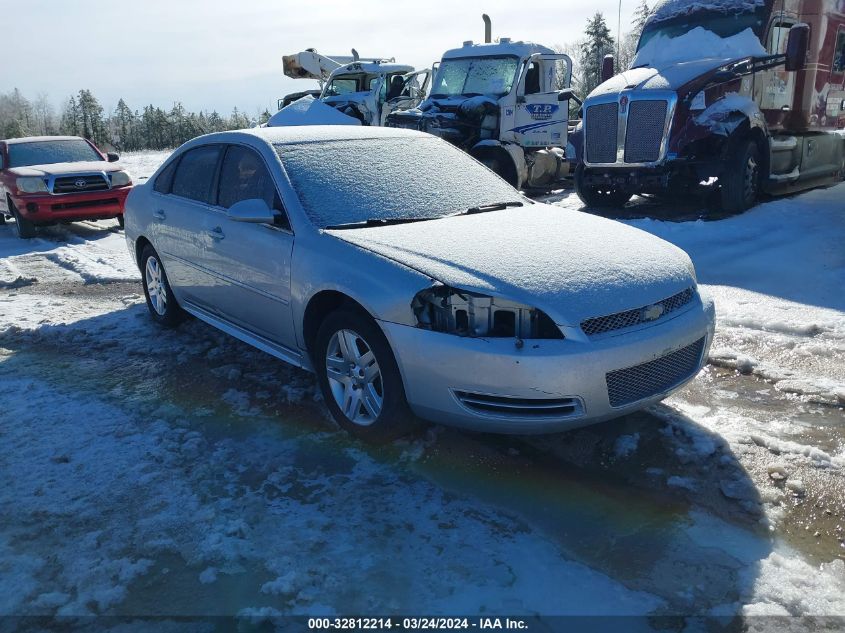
(9, 201, 36, 239)
(140, 244, 185, 327)
(574, 164, 632, 208)
(314, 308, 420, 442)
(720, 138, 761, 213)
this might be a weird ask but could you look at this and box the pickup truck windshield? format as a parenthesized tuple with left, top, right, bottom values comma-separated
(638, 8, 766, 53)
(275, 136, 522, 229)
(430, 56, 519, 97)
(8, 139, 102, 168)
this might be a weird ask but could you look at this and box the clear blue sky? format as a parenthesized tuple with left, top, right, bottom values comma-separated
(2, 0, 639, 116)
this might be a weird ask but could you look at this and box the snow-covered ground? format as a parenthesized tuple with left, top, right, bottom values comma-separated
(1, 151, 843, 625)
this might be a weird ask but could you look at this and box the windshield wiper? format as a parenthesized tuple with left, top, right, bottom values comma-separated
(462, 201, 524, 215)
(324, 217, 436, 230)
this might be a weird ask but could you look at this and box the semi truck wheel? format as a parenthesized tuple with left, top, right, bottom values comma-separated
(574, 164, 631, 208)
(720, 138, 761, 213)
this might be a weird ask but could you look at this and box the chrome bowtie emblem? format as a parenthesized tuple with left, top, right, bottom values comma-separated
(74, 179, 87, 188)
(642, 303, 664, 322)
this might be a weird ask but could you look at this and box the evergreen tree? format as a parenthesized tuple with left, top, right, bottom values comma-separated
(580, 13, 616, 96)
(60, 96, 81, 136)
(620, 0, 651, 70)
(77, 89, 106, 145)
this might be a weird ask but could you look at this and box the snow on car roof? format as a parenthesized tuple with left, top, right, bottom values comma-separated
(441, 40, 555, 60)
(201, 124, 429, 147)
(3, 135, 86, 145)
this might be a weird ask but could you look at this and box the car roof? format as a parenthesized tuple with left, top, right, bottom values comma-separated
(3, 135, 86, 145)
(193, 125, 429, 147)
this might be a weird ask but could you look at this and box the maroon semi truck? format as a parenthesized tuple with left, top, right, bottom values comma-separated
(575, 0, 845, 211)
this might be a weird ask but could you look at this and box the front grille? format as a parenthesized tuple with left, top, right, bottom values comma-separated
(53, 175, 109, 194)
(454, 391, 582, 419)
(624, 100, 668, 163)
(51, 198, 119, 211)
(585, 103, 618, 164)
(581, 288, 695, 338)
(606, 337, 705, 408)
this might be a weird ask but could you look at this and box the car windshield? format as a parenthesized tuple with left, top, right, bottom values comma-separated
(8, 139, 103, 168)
(637, 8, 766, 53)
(275, 136, 522, 229)
(430, 56, 519, 97)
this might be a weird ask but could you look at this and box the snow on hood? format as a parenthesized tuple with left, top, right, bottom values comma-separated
(329, 204, 695, 325)
(588, 58, 733, 97)
(633, 27, 765, 69)
(8, 161, 122, 177)
(267, 95, 361, 127)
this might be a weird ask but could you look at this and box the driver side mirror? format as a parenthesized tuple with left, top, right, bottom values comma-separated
(107, 152, 120, 162)
(227, 198, 275, 224)
(785, 23, 810, 71)
(557, 88, 582, 106)
(601, 55, 615, 83)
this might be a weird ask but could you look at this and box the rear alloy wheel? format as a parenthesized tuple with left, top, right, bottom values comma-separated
(720, 138, 761, 213)
(140, 245, 185, 327)
(315, 308, 418, 442)
(574, 164, 632, 208)
(9, 201, 36, 239)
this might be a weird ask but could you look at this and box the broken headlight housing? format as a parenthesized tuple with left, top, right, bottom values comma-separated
(412, 285, 563, 339)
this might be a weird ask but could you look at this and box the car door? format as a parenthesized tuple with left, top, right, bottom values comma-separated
(150, 144, 224, 308)
(510, 54, 572, 149)
(199, 144, 296, 348)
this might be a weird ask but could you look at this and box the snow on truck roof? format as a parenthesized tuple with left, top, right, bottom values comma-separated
(647, 0, 766, 25)
(332, 62, 415, 75)
(441, 40, 556, 60)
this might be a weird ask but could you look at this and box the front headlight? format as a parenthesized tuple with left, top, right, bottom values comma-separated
(110, 170, 132, 187)
(412, 285, 564, 340)
(16, 177, 48, 194)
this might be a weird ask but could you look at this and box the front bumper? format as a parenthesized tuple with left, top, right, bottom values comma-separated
(11, 187, 130, 223)
(381, 291, 715, 433)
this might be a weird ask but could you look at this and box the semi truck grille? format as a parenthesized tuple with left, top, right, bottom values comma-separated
(606, 337, 705, 408)
(53, 175, 109, 194)
(624, 100, 668, 163)
(581, 288, 695, 337)
(585, 103, 618, 164)
(454, 391, 583, 419)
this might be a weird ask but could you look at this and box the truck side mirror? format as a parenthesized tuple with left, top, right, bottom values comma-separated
(557, 88, 582, 106)
(785, 23, 809, 71)
(601, 55, 615, 83)
(107, 152, 120, 162)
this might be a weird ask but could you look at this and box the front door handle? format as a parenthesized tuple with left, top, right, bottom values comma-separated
(153, 209, 166, 221)
(206, 227, 225, 240)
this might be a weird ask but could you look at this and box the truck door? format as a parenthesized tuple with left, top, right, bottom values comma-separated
(510, 54, 572, 149)
(756, 6, 797, 124)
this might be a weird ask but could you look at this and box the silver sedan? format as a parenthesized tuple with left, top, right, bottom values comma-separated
(124, 126, 715, 441)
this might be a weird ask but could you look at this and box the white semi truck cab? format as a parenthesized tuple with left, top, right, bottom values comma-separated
(386, 21, 575, 189)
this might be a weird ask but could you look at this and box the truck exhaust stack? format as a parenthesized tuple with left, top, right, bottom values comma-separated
(482, 14, 491, 43)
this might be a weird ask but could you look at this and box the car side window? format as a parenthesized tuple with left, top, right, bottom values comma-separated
(153, 158, 179, 194)
(218, 145, 291, 230)
(171, 145, 222, 204)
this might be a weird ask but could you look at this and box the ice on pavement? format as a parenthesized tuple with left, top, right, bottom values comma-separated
(0, 150, 843, 618)
(267, 95, 361, 127)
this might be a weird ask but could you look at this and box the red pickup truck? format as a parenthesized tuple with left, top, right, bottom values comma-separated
(0, 136, 133, 238)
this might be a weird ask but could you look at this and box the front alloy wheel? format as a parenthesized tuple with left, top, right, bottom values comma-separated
(315, 308, 418, 442)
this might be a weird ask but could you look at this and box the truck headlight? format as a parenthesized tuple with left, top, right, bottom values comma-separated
(412, 285, 563, 339)
(110, 171, 132, 187)
(16, 177, 48, 193)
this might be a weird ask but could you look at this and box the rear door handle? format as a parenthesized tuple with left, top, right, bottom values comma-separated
(206, 226, 225, 240)
(153, 209, 166, 221)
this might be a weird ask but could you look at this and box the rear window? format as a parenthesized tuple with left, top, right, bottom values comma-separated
(8, 139, 102, 168)
(274, 136, 521, 229)
(171, 145, 222, 204)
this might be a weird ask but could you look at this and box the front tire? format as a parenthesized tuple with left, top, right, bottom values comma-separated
(9, 201, 36, 239)
(314, 308, 419, 442)
(140, 245, 185, 327)
(117, 214, 125, 229)
(574, 164, 632, 208)
(720, 138, 761, 213)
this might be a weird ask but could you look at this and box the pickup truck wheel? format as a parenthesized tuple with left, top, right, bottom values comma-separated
(720, 138, 761, 213)
(315, 308, 420, 443)
(117, 215, 125, 229)
(140, 245, 185, 327)
(574, 164, 631, 208)
(9, 202, 37, 239)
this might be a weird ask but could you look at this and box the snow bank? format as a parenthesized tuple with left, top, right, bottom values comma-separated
(634, 27, 766, 68)
(267, 96, 361, 127)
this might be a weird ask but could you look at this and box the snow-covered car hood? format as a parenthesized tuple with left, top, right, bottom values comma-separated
(8, 161, 122, 177)
(328, 204, 696, 326)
